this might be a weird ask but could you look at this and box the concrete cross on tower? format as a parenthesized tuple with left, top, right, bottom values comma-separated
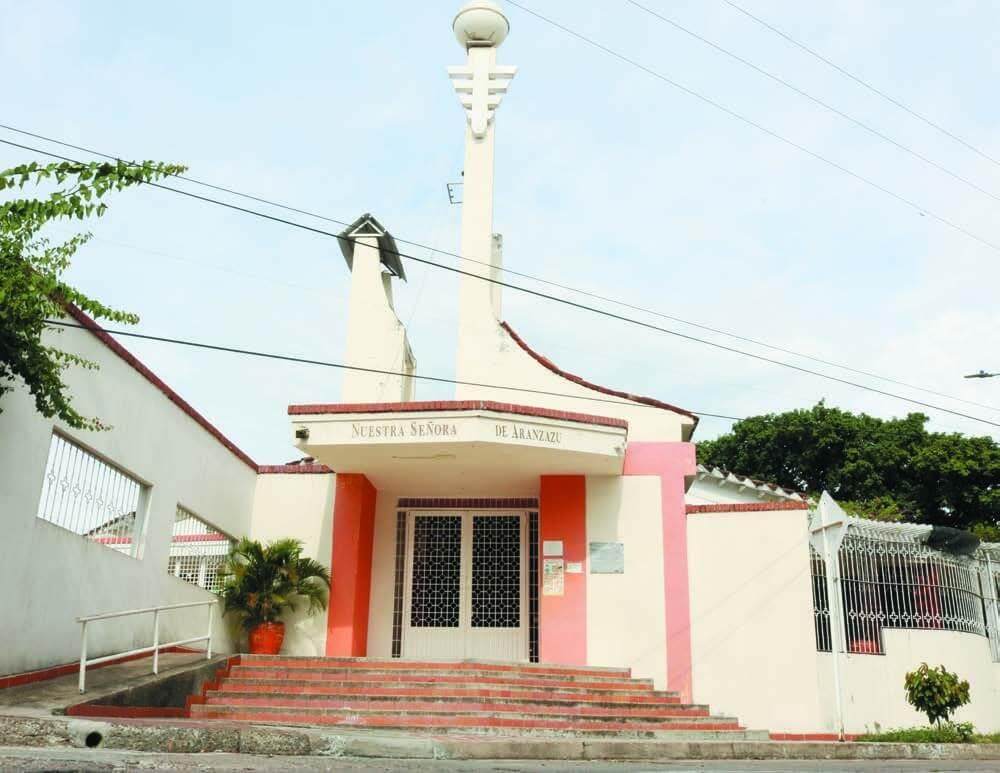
(449, 2, 517, 384)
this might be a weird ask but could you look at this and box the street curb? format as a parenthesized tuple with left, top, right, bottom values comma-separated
(1, 714, 999, 761)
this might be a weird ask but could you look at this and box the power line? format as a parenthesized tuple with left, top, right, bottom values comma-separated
(7, 140, 1000, 427)
(720, 0, 1000, 171)
(624, 0, 1000, 204)
(1, 124, 997, 414)
(503, 1, 1000, 255)
(5, 135, 1000, 429)
(44, 319, 741, 421)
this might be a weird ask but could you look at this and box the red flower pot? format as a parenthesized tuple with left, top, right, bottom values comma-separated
(248, 622, 285, 654)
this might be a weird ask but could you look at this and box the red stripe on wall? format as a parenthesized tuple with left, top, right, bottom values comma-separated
(326, 474, 377, 656)
(539, 476, 587, 666)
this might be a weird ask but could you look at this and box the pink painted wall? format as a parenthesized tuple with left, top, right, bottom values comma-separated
(624, 442, 697, 702)
(325, 474, 376, 656)
(539, 475, 587, 665)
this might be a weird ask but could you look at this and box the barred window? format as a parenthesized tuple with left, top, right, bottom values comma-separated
(35, 432, 146, 558)
(167, 506, 235, 594)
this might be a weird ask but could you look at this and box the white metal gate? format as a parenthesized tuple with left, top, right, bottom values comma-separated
(402, 511, 527, 661)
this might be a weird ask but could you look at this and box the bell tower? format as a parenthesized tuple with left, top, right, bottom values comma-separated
(448, 1, 516, 384)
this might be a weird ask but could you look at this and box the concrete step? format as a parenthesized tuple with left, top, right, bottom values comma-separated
(238, 656, 633, 681)
(203, 693, 714, 720)
(210, 684, 697, 710)
(226, 664, 655, 690)
(226, 669, 657, 694)
(189, 704, 758, 738)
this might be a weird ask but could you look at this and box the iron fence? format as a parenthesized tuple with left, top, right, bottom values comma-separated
(810, 519, 1000, 661)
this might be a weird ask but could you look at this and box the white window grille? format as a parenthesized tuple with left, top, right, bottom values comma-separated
(36, 432, 146, 558)
(811, 517, 1000, 660)
(167, 506, 235, 594)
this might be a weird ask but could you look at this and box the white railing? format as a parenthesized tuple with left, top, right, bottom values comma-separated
(77, 600, 216, 692)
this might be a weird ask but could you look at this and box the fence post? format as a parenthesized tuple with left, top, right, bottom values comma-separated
(78, 620, 88, 693)
(152, 609, 161, 675)
(821, 525, 846, 741)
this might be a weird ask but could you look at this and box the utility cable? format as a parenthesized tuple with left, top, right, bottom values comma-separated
(720, 0, 1000, 171)
(503, 0, 1000, 255)
(6, 137, 1000, 428)
(2, 125, 997, 414)
(624, 0, 1000, 203)
(44, 319, 741, 421)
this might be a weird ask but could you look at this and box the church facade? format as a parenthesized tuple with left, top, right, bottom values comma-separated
(1, 1, 998, 738)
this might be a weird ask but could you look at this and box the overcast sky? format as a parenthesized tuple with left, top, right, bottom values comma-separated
(3, 1, 999, 463)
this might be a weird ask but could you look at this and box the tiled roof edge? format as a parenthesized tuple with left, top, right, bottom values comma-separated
(499, 321, 699, 428)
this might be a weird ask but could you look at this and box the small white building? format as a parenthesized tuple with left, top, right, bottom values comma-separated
(1, 1, 997, 737)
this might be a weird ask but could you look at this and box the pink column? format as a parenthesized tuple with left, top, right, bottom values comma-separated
(325, 474, 376, 656)
(539, 475, 587, 665)
(623, 442, 696, 702)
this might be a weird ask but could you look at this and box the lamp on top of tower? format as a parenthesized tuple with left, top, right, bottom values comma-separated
(453, 1, 510, 48)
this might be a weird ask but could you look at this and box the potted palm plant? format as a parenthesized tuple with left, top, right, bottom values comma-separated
(218, 537, 331, 655)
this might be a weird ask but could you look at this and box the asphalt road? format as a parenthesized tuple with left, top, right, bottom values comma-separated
(0, 747, 998, 772)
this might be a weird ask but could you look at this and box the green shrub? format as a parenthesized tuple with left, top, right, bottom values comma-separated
(904, 663, 970, 726)
(858, 722, 976, 744)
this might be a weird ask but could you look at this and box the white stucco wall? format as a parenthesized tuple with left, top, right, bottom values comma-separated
(585, 475, 667, 689)
(819, 629, 1000, 734)
(0, 324, 257, 676)
(687, 508, 825, 732)
(249, 471, 336, 656)
(455, 324, 694, 442)
(366, 489, 404, 658)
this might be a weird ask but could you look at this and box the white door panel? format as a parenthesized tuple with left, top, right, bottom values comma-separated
(403, 511, 527, 662)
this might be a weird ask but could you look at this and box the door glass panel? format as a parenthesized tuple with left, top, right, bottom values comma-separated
(471, 515, 521, 628)
(410, 515, 462, 627)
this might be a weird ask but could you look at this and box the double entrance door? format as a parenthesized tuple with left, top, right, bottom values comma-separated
(402, 511, 528, 662)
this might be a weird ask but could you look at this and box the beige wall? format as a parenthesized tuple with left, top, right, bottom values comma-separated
(585, 475, 667, 688)
(455, 324, 694, 442)
(249, 472, 335, 656)
(687, 508, 825, 732)
(366, 489, 404, 658)
(820, 630, 1000, 734)
(0, 324, 257, 675)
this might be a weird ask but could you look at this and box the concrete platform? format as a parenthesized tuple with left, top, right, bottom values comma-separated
(0, 652, 224, 718)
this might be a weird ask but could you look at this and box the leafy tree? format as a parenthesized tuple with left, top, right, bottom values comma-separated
(697, 402, 1000, 530)
(0, 159, 185, 430)
(218, 537, 331, 632)
(904, 663, 970, 726)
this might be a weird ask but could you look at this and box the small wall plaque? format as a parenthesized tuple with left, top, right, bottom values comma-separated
(589, 542, 624, 574)
(543, 540, 563, 557)
(566, 561, 583, 574)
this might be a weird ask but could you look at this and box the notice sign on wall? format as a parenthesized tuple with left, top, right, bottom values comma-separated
(589, 542, 625, 574)
(543, 558, 564, 596)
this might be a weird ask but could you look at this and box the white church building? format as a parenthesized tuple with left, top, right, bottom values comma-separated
(1, 1, 998, 739)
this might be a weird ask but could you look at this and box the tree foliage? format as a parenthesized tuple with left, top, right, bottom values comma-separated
(218, 537, 332, 632)
(904, 663, 971, 726)
(0, 159, 185, 430)
(697, 402, 1000, 530)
